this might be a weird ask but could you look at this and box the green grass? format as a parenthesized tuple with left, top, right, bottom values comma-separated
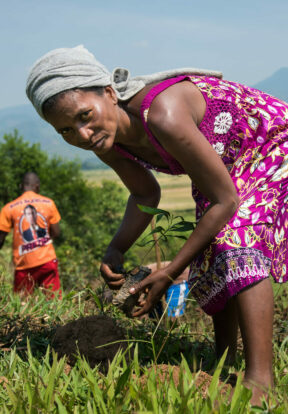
(0, 268, 288, 412)
(1, 170, 288, 411)
(0, 345, 257, 413)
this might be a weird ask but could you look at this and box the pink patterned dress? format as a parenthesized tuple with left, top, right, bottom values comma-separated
(114, 75, 288, 315)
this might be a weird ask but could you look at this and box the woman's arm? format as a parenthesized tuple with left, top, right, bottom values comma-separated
(98, 151, 161, 288)
(130, 83, 239, 315)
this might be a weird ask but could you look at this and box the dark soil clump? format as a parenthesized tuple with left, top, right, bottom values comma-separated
(52, 315, 127, 372)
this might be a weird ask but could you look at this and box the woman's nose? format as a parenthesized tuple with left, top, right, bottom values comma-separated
(77, 125, 93, 141)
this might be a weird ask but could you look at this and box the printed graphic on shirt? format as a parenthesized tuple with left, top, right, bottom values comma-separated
(18, 204, 52, 256)
(0, 191, 60, 269)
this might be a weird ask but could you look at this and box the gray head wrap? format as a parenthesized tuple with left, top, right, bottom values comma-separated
(26, 45, 223, 119)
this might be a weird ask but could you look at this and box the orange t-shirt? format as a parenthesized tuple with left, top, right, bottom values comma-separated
(0, 191, 61, 270)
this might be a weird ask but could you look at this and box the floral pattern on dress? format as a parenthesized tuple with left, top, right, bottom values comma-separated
(214, 112, 233, 134)
(124, 74, 288, 315)
(188, 75, 288, 314)
(212, 142, 225, 156)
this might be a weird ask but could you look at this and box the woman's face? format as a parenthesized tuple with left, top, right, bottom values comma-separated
(44, 87, 119, 155)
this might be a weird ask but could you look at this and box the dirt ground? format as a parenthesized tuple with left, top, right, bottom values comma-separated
(52, 315, 127, 373)
(52, 315, 232, 399)
(137, 364, 232, 398)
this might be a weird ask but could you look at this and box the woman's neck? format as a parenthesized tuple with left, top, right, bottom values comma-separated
(115, 103, 144, 145)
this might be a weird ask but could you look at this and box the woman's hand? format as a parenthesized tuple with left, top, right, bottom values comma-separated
(129, 268, 173, 317)
(100, 247, 125, 290)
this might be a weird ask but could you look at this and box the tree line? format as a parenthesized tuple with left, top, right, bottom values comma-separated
(0, 131, 131, 290)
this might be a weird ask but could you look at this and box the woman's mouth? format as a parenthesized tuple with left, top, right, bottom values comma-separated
(90, 135, 107, 150)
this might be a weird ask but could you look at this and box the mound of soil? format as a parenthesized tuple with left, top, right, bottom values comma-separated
(52, 315, 127, 372)
(138, 364, 232, 398)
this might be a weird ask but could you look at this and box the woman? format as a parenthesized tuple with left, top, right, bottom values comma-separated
(26, 45, 288, 403)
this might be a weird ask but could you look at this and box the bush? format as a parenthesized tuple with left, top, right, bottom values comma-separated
(0, 131, 131, 290)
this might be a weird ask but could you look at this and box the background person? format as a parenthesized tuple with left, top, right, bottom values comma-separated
(26, 45, 288, 404)
(0, 172, 61, 296)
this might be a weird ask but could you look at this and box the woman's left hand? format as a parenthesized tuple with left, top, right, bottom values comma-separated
(129, 268, 173, 317)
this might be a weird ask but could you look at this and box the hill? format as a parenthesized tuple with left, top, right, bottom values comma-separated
(252, 67, 288, 103)
(0, 68, 287, 166)
(0, 105, 106, 169)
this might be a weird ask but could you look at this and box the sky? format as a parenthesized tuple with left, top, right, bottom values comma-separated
(1, 0, 288, 109)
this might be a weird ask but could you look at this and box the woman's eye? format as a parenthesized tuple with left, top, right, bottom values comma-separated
(60, 128, 71, 137)
(80, 110, 91, 121)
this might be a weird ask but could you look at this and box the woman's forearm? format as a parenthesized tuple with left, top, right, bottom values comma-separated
(106, 191, 161, 255)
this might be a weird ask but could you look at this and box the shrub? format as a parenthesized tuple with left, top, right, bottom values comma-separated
(0, 131, 131, 290)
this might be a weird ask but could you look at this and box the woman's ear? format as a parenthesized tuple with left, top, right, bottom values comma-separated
(105, 86, 118, 105)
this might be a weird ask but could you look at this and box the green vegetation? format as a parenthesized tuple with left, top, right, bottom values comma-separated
(82, 168, 196, 265)
(1, 269, 288, 412)
(0, 132, 130, 290)
(0, 132, 288, 412)
(83, 168, 194, 212)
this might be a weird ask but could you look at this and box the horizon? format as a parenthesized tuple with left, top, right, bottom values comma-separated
(0, 65, 287, 113)
(1, 62, 287, 164)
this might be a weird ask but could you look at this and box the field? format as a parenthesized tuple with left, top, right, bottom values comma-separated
(0, 169, 288, 412)
(83, 169, 195, 212)
(83, 169, 196, 264)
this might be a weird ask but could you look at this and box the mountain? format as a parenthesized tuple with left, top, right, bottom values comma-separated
(0, 68, 287, 166)
(0, 104, 106, 168)
(252, 67, 288, 103)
